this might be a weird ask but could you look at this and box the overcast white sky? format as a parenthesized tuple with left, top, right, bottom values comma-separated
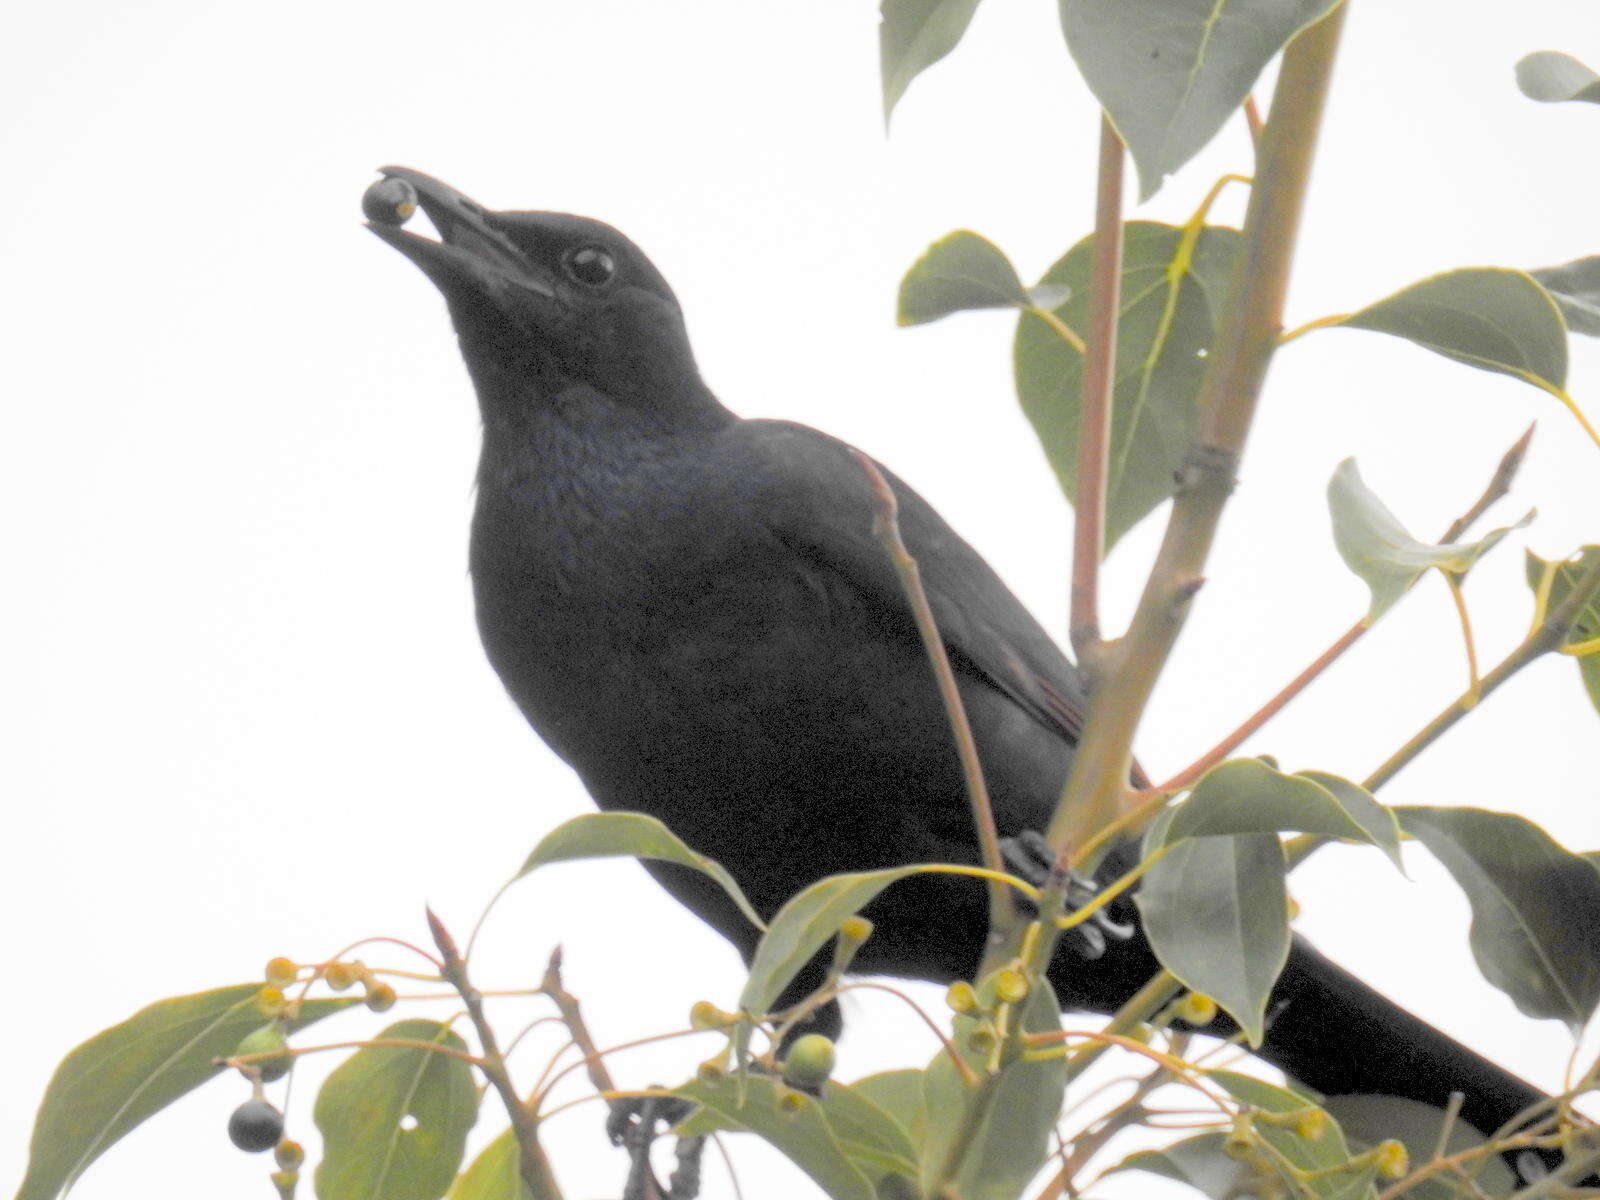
(5, 3, 1600, 1198)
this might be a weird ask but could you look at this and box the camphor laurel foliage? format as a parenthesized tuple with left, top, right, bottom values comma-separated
(15, 4, 1600, 1200)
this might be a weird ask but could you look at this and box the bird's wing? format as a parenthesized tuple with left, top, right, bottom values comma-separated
(731, 418, 1092, 748)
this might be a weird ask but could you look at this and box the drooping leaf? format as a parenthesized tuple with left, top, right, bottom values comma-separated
(516, 812, 765, 932)
(879, 0, 984, 120)
(898, 231, 1030, 326)
(1527, 546, 1600, 716)
(673, 1074, 882, 1200)
(446, 1128, 531, 1200)
(1530, 257, 1600, 337)
(1209, 1071, 1376, 1200)
(815, 1082, 921, 1181)
(1321, 1095, 1517, 1199)
(315, 1019, 479, 1200)
(919, 979, 1066, 1200)
(1105, 1132, 1252, 1200)
(15, 986, 353, 1200)
(1332, 269, 1568, 396)
(1516, 51, 1600, 105)
(1398, 807, 1600, 1031)
(1014, 221, 1243, 550)
(1328, 458, 1532, 621)
(738, 867, 920, 1018)
(1058, 0, 1340, 198)
(1165, 758, 1403, 868)
(1136, 834, 1290, 1045)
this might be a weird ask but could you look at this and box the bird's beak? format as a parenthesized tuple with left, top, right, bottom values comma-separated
(365, 166, 554, 300)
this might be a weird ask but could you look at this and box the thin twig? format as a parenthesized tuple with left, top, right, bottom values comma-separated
(1160, 421, 1534, 792)
(1070, 114, 1125, 663)
(852, 450, 1016, 946)
(427, 908, 563, 1200)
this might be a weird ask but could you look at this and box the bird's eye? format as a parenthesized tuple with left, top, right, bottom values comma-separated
(563, 246, 617, 287)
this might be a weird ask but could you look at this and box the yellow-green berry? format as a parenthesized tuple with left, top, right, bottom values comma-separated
(689, 1000, 730, 1030)
(324, 962, 358, 991)
(782, 1034, 837, 1089)
(1175, 992, 1218, 1026)
(777, 1087, 809, 1114)
(993, 968, 1030, 1004)
(1294, 1107, 1327, 1141)
(945, 981, 978, 1013)
(234, 1024, 291, 1082)
(838, 916, 873, 942)
(253, 986, 287, 1018)
(264, 957, 297, 987)
(364, 981, 397, 1012)
(274, 1139, 306, 1170)
(1376, 1139, 1409, 1180)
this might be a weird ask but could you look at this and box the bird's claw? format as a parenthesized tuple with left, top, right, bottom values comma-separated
(1000, 830, 1136, 961)
(607, 1093, 704, 1200)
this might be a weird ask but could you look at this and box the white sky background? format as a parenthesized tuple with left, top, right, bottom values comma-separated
(4, 2, 1600, 1197)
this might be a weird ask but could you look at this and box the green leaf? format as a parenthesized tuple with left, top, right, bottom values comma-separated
(673, 1074, 881, 1200)
(816, 1082, 921, 1180)
(1333, 268, 1569, 396)
(1321, 1095, 1517, 1199)
(315, 1019, 479, 1200)
(517, 812, 765, 932)
(1106, 1132, 1252, 1200)
(1058, 0, 1340, 198)
(1328, 458, 1532, 621)
(898, 231, 1030, 326)
(849, 1070, 927, 1147)
(879, 0, 984, 120)
(1398, 807, 1600, 1031)
(919, 980, 1066, 1200)
(15, 985, 353, 1200)
(1530, 257, 1600, 337)
(1165, 758, 1403, 868)
(1528, 546, 1600, 717)
(446, 1128, 531, 1200)
(1209, 1071, 1376, 1200)
(1014, 221, 1243, 550)
(1136, 834, 1290, 1045)
(738, 867, 919, 1017)
(1516, 51, 1600, 105)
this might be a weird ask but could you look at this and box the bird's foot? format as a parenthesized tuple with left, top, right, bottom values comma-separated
(1000, 830, 1136, 960)
(607, 1093, 704, 1200)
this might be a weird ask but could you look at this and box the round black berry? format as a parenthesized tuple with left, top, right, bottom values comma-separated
(362, 177, 418, 226)
(228, 1098, 285, 1153)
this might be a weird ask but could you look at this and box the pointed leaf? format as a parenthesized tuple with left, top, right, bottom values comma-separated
(517, 812, 765, 932)
(898, 231, 1030, 326)
(1328, 458, 1532, 621)
(738, 867, 919, 1017)
(1398, 807, 1600, 1031)
(880, 0, 984, 120)
(815, 1081, 919, 1180)
(1059, 0, 1340, 198)
(1014, 221, 1243, 550)
(1320, 1095, 1516, 1199)
(15, 986, 353, 1200)
(672, 1074, 879, 1200)
(1106, 1132, 1249, 1200)
(1530, 257, 1600, 337)
(1516, 51, 1600, 105)
(1527, 546, 1600, 717)
(1332, 269, 1568, 395)
(315, 1018, 479, 1200)
(1165, 758, 1402, 867)
(1136, 834, 1290, 1044)
(446, 1128, 531, 1200)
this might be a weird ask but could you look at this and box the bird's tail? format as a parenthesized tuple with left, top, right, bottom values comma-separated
(1260, 937, 1547, 1140)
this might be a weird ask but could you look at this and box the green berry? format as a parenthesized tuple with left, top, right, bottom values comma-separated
(992, 968, 1030, 1003)
(781, 1034, 837, 1089)
(234, 1024, 291, 1082)
(324, 961, 358, 991)
(228, 1099, 285, 1153)
(364, 981, 397, 1012)
(264, 957, 297, 987)
(274, 1138, 306, 1170)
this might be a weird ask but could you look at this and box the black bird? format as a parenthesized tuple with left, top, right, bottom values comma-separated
(365, 167, 1549, 1145)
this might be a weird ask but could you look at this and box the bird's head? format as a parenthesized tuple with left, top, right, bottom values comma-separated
(365, 167, 708, 416)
